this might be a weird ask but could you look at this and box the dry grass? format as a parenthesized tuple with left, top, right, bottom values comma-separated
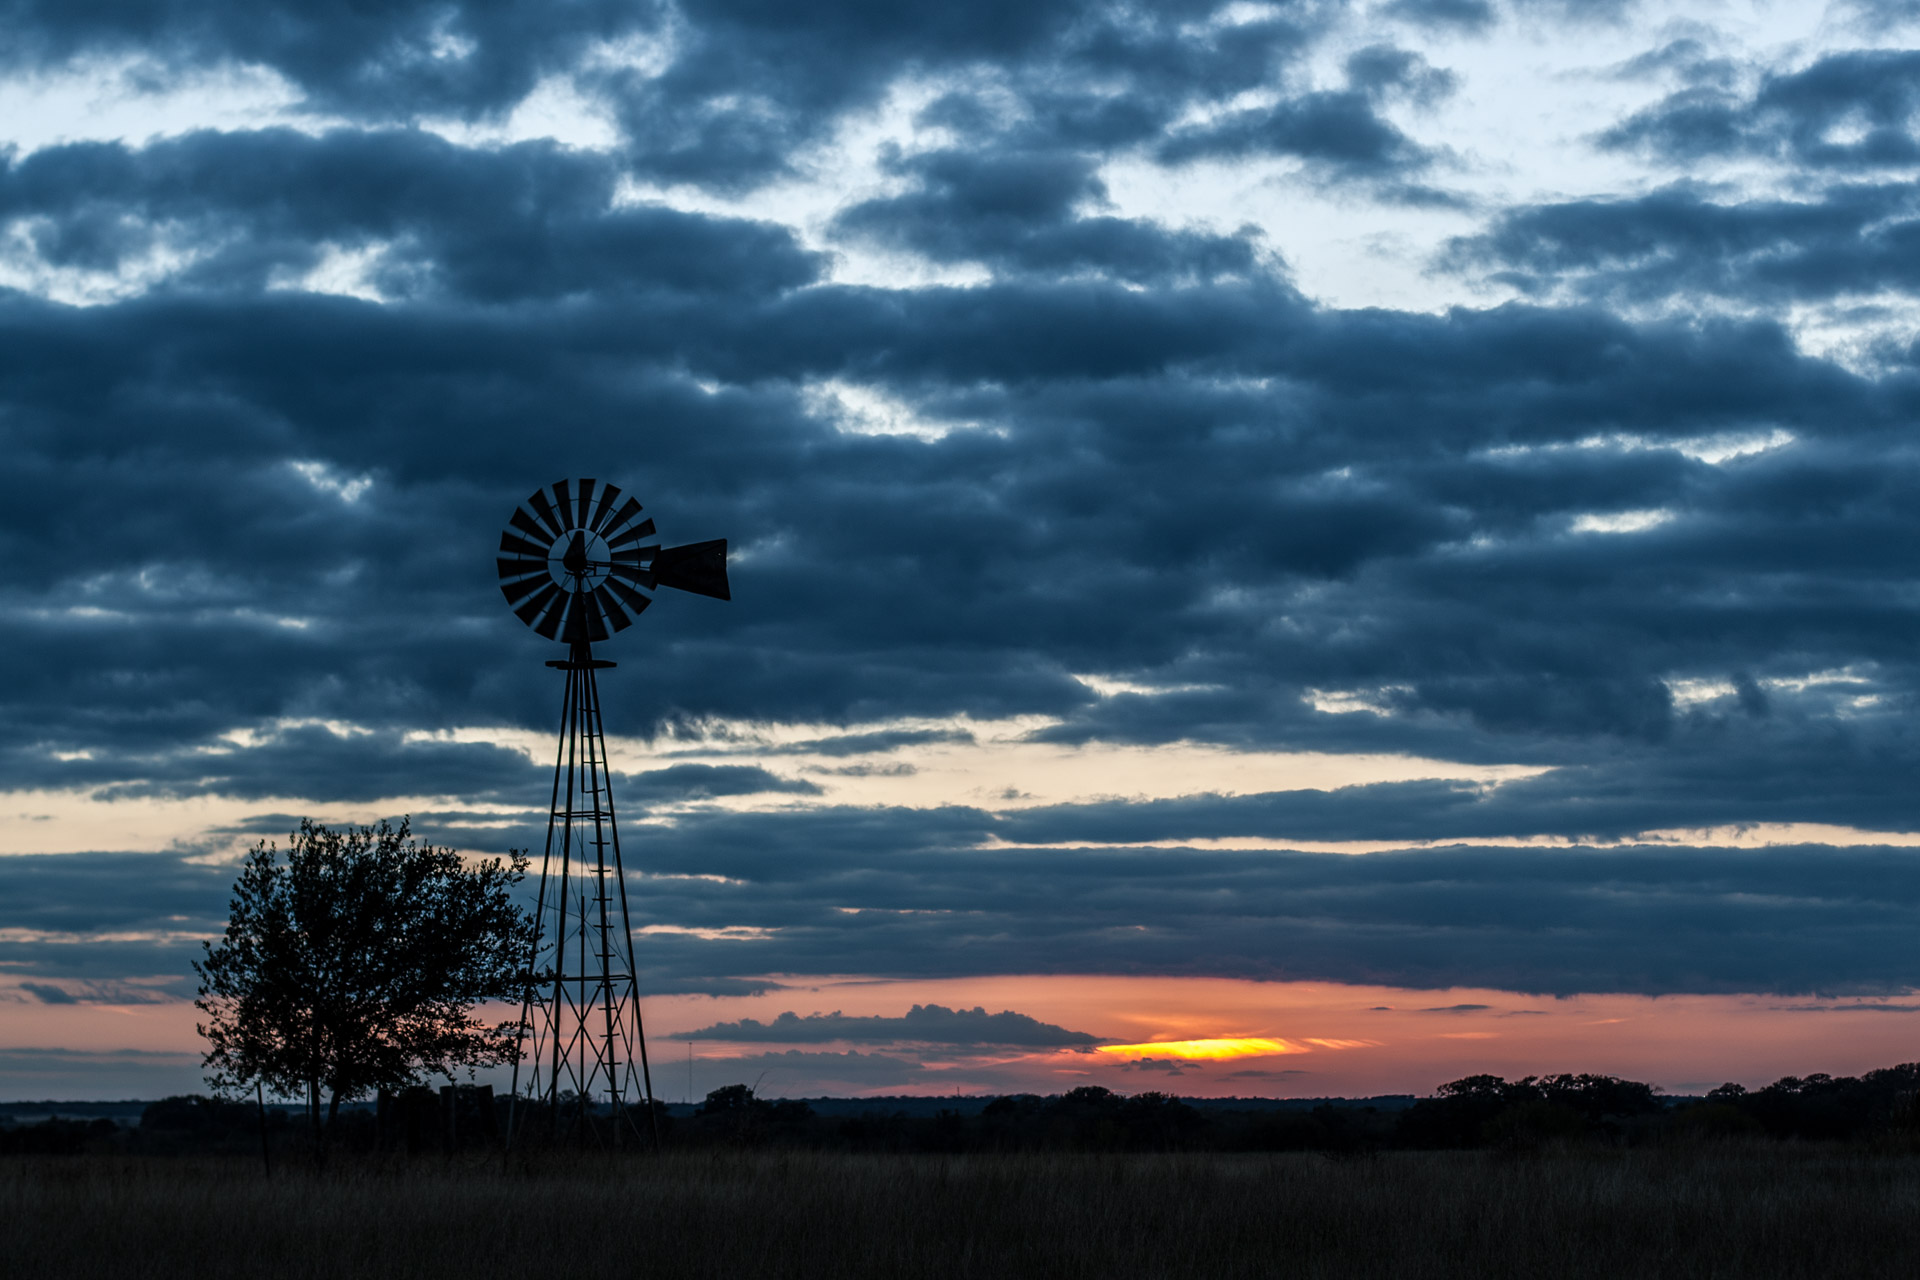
(5, 1146, 1919, 1279)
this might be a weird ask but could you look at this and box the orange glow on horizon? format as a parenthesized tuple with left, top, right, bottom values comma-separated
(1096, 1037, 1304, 1061)
(14, 970, 1920, 1101)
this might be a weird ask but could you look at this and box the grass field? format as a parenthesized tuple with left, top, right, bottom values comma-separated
(5, 1146, 1919, 1279)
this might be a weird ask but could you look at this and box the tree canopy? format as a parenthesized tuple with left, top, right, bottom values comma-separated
(194, 818, 533, 1141)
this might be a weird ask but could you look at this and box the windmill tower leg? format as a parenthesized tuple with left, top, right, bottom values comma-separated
(506, 631, 659, 1150)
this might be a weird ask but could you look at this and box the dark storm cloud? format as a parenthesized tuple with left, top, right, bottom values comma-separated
(600, 0, 1432, 195)
(0, 1047, 203, 1098)
(0, 719, 812, 804)
(0, 853, 232, 1001)
(2, 242, 1914, 822)
(0, 128, 824, 300)
(1606, 37, 1739, 89)
(624, 763, 820, 800)
(0, 1, 1405, 196)
(602, 0, 1104, 188)
(759, 728, 977, 758)
(0, 0, 658, 116)
(668, 1004, 1100, 1046)
(994, 731, 1920, 843)
(15, 979, 175, 1005)
(831, 148, 1265, 284)
(0, 0, 1317, 192)
(1, 853, 231, 934)
(1447, 182, 1920, 307)
(613, 820, 1920, 997)
(1604, 48, 1920, 169)
(1156, 45, 1451, 184)
(17, 835, 1920, 998)
(688, 1049, 926, 1088)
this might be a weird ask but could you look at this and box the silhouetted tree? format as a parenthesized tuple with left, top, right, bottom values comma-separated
(693, 1083, 812, 1144)
(193, 818, 534, 1152)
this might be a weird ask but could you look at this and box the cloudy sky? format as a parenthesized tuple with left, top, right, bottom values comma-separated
(7, 0, 1920, 1102)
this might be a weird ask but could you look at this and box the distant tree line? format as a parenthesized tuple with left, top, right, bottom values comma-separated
(8, 1064, 1920, 1157)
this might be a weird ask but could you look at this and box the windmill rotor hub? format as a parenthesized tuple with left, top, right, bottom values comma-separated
(555, 528, 611, 591)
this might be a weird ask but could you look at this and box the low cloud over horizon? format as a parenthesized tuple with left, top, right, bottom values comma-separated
(668, 1004, 1102, 1047)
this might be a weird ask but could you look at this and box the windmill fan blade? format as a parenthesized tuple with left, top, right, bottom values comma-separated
(610, 543, 658, 565)
(608, 517, 656, 549)
(653, 539, 730, 600)
(549, 480, 579, 529)
(589, 483, 621, 534)
(603, 497, 644, 538)
(499, 530, 548, 559)
(575, 478, 596, 530)
(605, 576, 653, 617)
(496, 557, 549, 581)
(608, 562, 658, 590)
(514, 582, 560, 628)
(533, 589, 569, 640)
(527, 488, 566, 537)
(594, 585, 632, 632)
(562, 589, 609, 644)
(510, 507, 553, 546)
(501, 573, 548, 606)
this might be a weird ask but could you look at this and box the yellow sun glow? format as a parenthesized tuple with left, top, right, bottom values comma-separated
(1094, 1037, 1304, 1061)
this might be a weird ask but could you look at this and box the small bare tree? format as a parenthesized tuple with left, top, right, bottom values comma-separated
(194, 818, 533, 1151)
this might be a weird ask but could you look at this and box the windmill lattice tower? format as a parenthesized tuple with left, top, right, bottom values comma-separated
(494, 478, 729, 1147)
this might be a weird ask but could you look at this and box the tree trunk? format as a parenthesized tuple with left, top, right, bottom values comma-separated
(309, 1078, 325, 1167)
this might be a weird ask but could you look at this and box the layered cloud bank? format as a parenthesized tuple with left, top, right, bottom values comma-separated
(5, 0, 1920, 1093)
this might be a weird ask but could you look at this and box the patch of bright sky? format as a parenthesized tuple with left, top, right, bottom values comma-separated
(420, 73, 625, 151)
(429, 710, 1544, 813)
(1474, 427, 1796, 466)
(0, 55, 308, 153)
(1570, 508, 1674, 534)
(0, 788, 522, 859)
(287, 459, 375, 503)
(0, 220, 211, 308)
(1667, 668, 1885, 717)
(1783, 293, 1920, 372)
(803, 378, 996, 440)
(267, 242, 393, 304)
(1101, 0, 1868, 314)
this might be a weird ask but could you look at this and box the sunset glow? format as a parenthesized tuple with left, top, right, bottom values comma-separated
(1096, 1038, 1303, 1061)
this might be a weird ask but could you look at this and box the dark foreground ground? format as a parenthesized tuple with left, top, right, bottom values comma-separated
(6, 1146, 1920, 1279)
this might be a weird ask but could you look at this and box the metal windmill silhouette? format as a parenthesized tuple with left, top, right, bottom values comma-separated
(495, 478, 728, 1147)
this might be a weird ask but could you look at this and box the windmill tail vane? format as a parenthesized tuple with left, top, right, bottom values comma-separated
(495, 478, 730, 1150)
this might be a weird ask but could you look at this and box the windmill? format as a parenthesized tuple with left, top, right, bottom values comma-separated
(495, 478, 729, 1147)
